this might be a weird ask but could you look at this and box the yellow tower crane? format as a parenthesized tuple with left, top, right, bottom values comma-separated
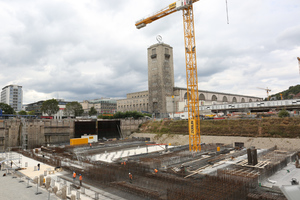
(257, 87, 271, 101)
(135, 0, 201, 151)
(298, 57, 300, 74)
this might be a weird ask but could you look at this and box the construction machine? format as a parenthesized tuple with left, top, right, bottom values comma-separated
(257, 87, 271, 101)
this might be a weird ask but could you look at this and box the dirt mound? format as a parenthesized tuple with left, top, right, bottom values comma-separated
(138, 118, 300, 138)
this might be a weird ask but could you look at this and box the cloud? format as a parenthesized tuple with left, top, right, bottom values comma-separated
(0, 0, 299, 104)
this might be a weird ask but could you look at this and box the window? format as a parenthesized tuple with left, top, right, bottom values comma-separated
(152, 48, 156, 55)
(199, 93, 205, 100)
(212, 95, 217, 101)
(165, 48, 169, 54)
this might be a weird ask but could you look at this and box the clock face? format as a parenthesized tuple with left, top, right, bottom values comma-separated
(156, 35, 162, 43)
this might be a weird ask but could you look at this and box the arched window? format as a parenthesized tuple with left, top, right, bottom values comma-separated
(199, 93, 205, 100)
(241, 98, 245, 103)
(184, 92, 191, 100)
(222, 96, 228, 102)
(232, 97, 237, 103)
(212, 95, 217, 101)
(249, 99, 252, 102)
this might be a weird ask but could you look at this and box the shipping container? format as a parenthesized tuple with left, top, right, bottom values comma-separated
(81, 135, 98, 143)
(70, 138, 88, 146)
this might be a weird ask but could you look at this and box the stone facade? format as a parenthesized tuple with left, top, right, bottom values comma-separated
(117, 91, 149, 113)
(81, 98, 117, 115)
(148, 43, 174, 118)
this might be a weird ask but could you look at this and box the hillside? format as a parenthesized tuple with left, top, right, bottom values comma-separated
(270, 84, 300, 100)
(138, 118, 300, 138)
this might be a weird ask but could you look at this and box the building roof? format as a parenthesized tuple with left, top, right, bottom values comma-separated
(173, 87, 262, 99)
(2, 84, 22, 90)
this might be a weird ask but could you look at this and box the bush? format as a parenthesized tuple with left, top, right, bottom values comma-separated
(278, 109, 290, 118)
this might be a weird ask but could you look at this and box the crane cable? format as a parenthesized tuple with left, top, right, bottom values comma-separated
(225, 0, 229, 24)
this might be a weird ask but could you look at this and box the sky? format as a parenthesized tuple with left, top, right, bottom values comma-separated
(0, 0, 299, 104)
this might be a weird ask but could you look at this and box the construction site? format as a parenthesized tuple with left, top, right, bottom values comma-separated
(0, 0, 299, 199)
(1, 129, 300, 200)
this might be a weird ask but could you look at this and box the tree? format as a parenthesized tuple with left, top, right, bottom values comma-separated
(64, 101, 84, 117)
(0, 103, 14, 114)
(41, 99, 59, 116)
(88, 107, 97, 116)
(28, 110, 36, 115)
(278, 109, 290, 118)
(18, 110, 27, 115)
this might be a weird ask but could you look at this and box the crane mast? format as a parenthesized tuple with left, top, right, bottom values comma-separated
(298, 57, 300, 74)
(136, 0, 201, 151)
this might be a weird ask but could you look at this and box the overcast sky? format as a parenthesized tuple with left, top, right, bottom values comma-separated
(0, 0, 299, 104)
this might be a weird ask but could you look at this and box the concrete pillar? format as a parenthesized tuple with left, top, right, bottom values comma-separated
(61, 185, 67, 200)
(46, 177, 51, 189)
(76, 191, 80, 200)
(33, 176, 38, 184)
(39, 174, 44, 186)
(71, 194, 76, 200)
(51, 179, 56, 188)
(53, 186, 58, 194)
(67, 186, 71, 195)
(95, 193, 99, 200)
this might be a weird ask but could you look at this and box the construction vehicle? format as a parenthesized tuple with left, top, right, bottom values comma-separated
(257, 87, 271, 101)
(136, 0, 201, 151)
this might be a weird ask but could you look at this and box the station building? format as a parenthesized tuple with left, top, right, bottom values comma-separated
(80, 98, 117, 115)
(117, 42, 262, 117)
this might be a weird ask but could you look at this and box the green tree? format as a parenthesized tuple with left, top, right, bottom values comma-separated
(98, 115, 113, 119)
(41, 99, 59, 116)
(0, 103, 14, 114)
(112, 111, 150, 119)
(28, 110, 36, 115)
(113, 112, 125, 119)
(18, 110, 27, 115)
(278, 109, 290, 118)
(88, 107, 97, 116)
(64, 101, 84, 117)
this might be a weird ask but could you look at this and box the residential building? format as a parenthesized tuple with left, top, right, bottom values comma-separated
(1, 85, 23, 112)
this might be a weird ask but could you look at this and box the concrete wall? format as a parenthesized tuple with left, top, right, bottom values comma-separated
(0, 119, 74, 151)
(120, 119, 149, 138)
(131, 133, 300, 150)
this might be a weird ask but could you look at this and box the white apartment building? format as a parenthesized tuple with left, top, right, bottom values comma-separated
(1, 85, 23, 112)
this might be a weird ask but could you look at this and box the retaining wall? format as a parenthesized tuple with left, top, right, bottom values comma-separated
(0, 119, 74, 151)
